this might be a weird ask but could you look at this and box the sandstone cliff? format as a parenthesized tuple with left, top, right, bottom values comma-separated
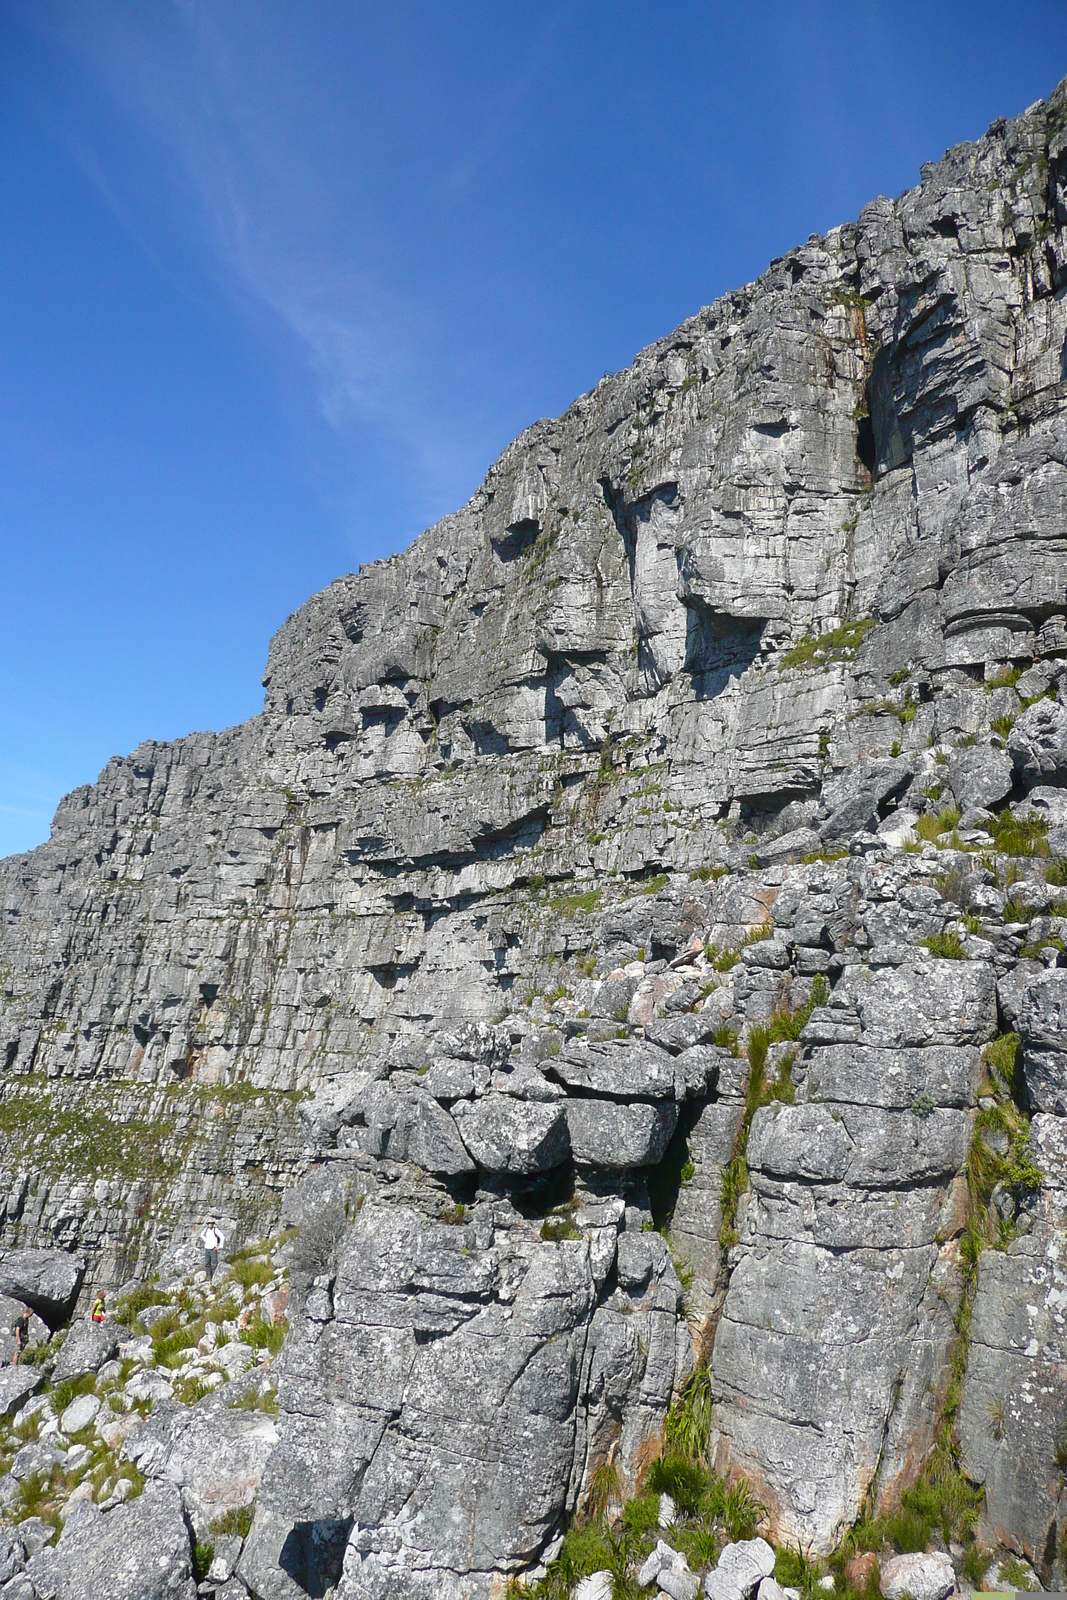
(1, 74, 1067, 1600)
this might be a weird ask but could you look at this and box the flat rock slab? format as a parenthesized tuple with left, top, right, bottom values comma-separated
(26, 1480, 196, 1600)
(555, 1037, 679, 1099)
(0, 1250, 84, 1327)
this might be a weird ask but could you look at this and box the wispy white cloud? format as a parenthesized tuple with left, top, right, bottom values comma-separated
(20, 1, 466, 491)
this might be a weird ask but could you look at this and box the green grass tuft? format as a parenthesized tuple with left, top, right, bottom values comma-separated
(920, 930, 968, 960)
(783, 619, 875, 672)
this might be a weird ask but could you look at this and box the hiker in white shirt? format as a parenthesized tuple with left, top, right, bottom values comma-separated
(200, 1221, 224, 1280)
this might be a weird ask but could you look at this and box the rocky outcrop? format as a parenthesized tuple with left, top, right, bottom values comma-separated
(1, 69, 1067, 1600)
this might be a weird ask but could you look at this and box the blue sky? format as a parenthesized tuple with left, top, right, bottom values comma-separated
(2, 2, 1067, 857)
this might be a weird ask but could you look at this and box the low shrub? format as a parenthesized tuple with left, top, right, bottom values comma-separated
(211, 1503, 255, 1539)
(920, 930, 968, 960)
(240, 1317, 287, 1354)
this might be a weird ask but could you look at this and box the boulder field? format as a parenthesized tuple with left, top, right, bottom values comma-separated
(2, 72, 1067, 1600)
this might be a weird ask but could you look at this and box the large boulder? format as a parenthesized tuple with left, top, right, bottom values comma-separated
(703, 1538, 776, 1600)
(0, 1250, 84, 1327)
(564, 1099, 678, 1168)
(242, 1197, 683, 1600)
(0, 1366, 41, 1420)
(127, 1390, 279, 1529)
(52, 1318, 121, 1384)
(554, 1037, 716, 1100)
(455, 1095, 569, 1174)
(948, 742, 1013, 810)
(26, 1481, 196, 1599)
(878, 1551, 954, 1600)
(819, 757, 913, 843)
(1008, 698, 1067, 788)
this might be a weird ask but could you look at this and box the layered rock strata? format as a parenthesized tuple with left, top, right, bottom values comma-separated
(0, 73, 1067, 1600)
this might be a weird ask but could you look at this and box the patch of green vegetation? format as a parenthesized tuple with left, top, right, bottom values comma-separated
(241, 1318, 287, 1355)
(192, 1541, 215, 1581)
(983, 1032, 1020, 1098)
(783, 618, 875, 672)
(920, 930, 969, 960)
(855, 694, 917, 723)
(440, 1202, 468, 1225)
(689, 864, 729, 883)
(638, 872, 669, 896)
(916, 806, 961, 845)
(991, 713, 1016, 737)
(718, 982, 828, 1248)
(211, 1503, 255, 1539)
(966, 1101, 1042, 1247)
(718, 1155, 749, 1250)
(0, 1090, 182, 1182)
(116, 1282, 167, 1319)
(230, 1387, 279, 1415)
(509, 1367, 766, 1598)
(175, 1375, 214, 1407)
(706, 943, 739, 972)
(986, 809, 1049, 859)
(523, 522, 561, 578)
(998, 1555, 1037, 1590)
(540, 1198, 582, 1243)
(550, 887, 602, 917)
(51, 1373, 96, 1416)
(984, 666, 1022, 690)
(228, 1257, 273, 1290)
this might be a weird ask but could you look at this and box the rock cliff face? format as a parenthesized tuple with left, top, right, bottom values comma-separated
(2, 75, 1067, 1600)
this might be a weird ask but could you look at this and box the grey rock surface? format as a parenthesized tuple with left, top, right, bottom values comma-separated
(878, 1551, 954, 1600)
(1008, 699, 1067, 787)
(0, 67, 1066, 1600)
(703, 1537, 776, 1600)
(25, 1482, 195, 1600)
(0, 1370, 40, 1422)
(455, 1094, 569, 1174)
(565, 1098, 679, 1169)
(51, 1320, 120, 1385)
(0, 1254, 83, 1329)
(948, 743, 1014, 811)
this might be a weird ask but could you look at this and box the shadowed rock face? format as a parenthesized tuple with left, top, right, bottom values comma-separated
(2, 74, 1067, 1600)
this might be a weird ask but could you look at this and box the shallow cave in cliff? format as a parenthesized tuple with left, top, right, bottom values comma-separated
(683, 600, 765, 698)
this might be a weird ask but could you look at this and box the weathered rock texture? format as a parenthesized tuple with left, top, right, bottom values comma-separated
(2, 73, 1067, 1600)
